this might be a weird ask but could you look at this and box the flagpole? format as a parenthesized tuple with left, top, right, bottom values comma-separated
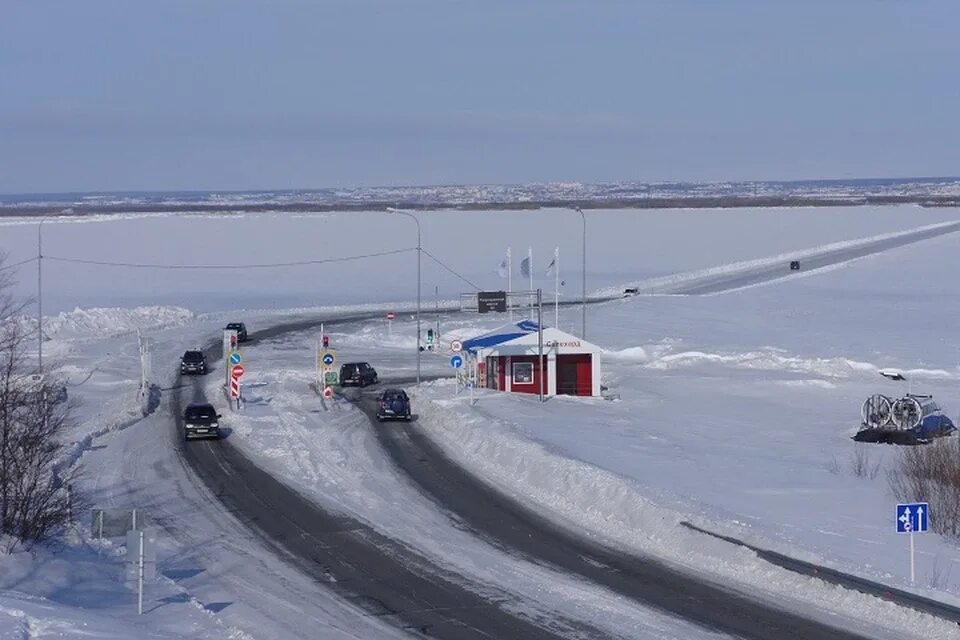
(528, 246, 534, 321)
(507, 247, 513, 323)
(554, 247, 559, 329)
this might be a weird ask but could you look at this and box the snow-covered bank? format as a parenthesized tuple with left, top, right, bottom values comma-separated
(409, 383, 959, 640)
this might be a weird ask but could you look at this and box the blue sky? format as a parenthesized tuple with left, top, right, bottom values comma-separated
(1, 1, 957, 193)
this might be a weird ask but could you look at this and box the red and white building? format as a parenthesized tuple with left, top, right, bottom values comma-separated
(463, 322, 602, 397)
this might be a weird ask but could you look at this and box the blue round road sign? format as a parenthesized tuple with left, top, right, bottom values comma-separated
(322, 353, 335, 366)
(450, 355, 463, 369)
(229, 352, 242, 365)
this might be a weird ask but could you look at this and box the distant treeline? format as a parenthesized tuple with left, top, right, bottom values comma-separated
(1, 195, 959, 218)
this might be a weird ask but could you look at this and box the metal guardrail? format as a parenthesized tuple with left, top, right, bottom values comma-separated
(680, 521, 960, 625)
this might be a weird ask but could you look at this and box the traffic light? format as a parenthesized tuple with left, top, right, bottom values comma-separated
(426, 329, 434, 343)
(322, 335, 329, 348)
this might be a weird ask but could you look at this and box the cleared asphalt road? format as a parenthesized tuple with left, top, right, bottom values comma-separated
(352, 388, 874, 640)
(174, 318, 610, 640)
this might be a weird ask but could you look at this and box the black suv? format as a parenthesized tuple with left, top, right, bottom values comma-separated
(225, 322, 248, 342)
(183, 403, 221, 440)
(340, 362, 378, 387)
(180, 350, 207, 375)
(376, 389, 411, 422)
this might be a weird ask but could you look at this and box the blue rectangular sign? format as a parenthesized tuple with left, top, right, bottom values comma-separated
(896, 502, 929, 533)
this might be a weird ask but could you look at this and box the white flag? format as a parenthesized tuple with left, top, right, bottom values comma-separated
(545, 249, 558, 277)
(520, 256, 531, 278)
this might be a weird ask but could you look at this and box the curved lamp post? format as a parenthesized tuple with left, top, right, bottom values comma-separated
(386, 208, 421, 385)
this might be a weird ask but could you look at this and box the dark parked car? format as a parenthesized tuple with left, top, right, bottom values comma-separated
(789, 260, 800, 271)
(225, 322, 248, 342)
(376, 389, 411, 422)
(340, 362, 378, 387)
(183, 403, 221, 440)
(180, 350, 207, 375)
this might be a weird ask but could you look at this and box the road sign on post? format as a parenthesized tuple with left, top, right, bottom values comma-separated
(229, 351, 242, 365)
(386, 311, 395, 321)
(477, 291, 507, 313)
(231, 364, 245, 379)
(322, 352, 335, 367)
(323, 385, 334, 399)
(897, 502, 929, 533)
(223, 329, 238, 387)
(450, 340, 463, 353)
(896, 502, 929, 584)
(450, 355, 463, 369)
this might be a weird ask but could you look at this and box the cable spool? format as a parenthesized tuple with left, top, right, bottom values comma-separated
(892, 396, 923, 430)
(861, 394, 893, 429)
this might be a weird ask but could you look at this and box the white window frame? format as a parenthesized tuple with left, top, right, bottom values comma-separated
(512, 361, 534, 385)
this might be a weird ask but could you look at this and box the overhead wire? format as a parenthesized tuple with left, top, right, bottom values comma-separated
(0, 256, 39, 272)
(421, 248, 480, 290)
(44, 247, 416, 270)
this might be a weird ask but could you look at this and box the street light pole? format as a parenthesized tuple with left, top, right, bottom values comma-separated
(387, 208, 421, 385)
(575, 207, 587, 340)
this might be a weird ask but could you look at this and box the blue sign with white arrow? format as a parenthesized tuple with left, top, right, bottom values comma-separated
(229, 351, 242, 365)
(896, 502, 929, 533)
(322, 353, 335, 367)
(450, 355, 463, 369)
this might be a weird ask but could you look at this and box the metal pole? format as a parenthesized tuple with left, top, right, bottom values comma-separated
(910, 531, 915, 584)
(575, 208, 586, 339)
(537, 289, 544, 402)
(528, 246, 534, 321)
(137, 530, 144, 615)
(37, 220, 44, 371)
(554, 247, 559, 329)
(507, 248, 513, 324)
(416, 219, 421, 385)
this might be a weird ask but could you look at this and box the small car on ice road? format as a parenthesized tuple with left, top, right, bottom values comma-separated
(225, 322, 248, 342)
(180, 350, 208, 375)
(183, 403, 221, 440)
(376, 389, 412, 422)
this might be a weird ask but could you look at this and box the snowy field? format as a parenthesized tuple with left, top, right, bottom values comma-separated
(2, 204, 960, 638)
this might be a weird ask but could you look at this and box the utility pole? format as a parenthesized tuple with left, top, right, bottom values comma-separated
(574, 208, 587, 339)
(37, 219, 45, 371)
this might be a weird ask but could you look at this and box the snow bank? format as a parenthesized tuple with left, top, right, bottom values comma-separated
(644, 348, 957, 380)
(42, 306, 195, 339)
